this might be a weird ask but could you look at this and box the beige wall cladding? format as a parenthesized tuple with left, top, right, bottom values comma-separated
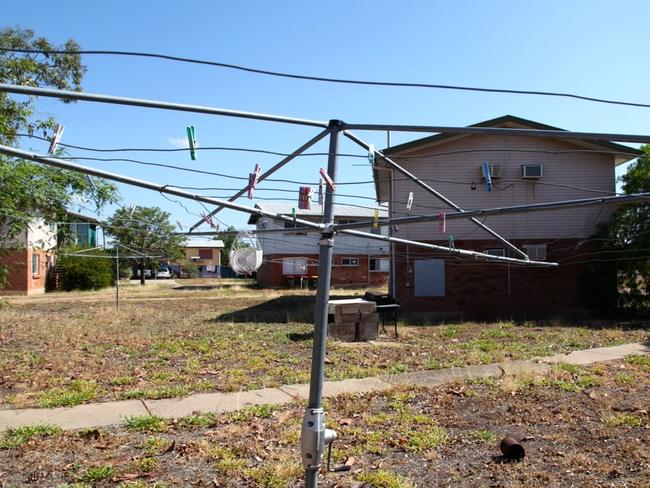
(390, 135, 617, 241)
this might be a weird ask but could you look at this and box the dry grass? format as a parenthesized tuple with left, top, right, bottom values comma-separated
(0, 359, 648, 487)
(0, 282, 648, 408)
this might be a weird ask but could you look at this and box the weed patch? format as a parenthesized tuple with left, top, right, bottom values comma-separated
(124, 415, 167, 433)
(0, 424, 62, 448)
(38, 380, 99, 408)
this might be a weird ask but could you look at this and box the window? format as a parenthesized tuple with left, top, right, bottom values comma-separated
(369, 258, 389, 272)
(524, 244, 547, 261)
(283, 257, 308, 275)
(31, 254, 40, 276)
(337, 219, 358, 225)
(484, 248, 505, 257)
(341, 257, 359, 267)
(198, 249, 213, 260)
(414, 259, 445, 297)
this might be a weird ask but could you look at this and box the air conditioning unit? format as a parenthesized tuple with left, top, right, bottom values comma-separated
(479, 164, 502, 179)
(522, 164, 543, 179)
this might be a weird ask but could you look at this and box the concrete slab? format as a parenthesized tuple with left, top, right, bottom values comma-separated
(542, 343, 649, 365)
(385, 363, 504, 387)
(1, 342, 647, 432)
(497, 360, 550, 376)
(145, 388, 294, 418)
(0, 400, 148, 431)
(279, 377, 393, 400)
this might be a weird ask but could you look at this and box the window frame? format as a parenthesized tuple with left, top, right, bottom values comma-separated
(523, 244, 547, 261)
(369, 257, 389, 272)
(31, 253, 40, 276)
(282, 257, 308, 276)
(198, 249, 213, 260)
(341, 257, 359, 267)
(484, 248, 505, 257)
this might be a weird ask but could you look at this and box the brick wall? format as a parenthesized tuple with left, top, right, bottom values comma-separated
(393, 239, 598, 318)
(0, 248, 51, 295)
(256, 254, 388, 288)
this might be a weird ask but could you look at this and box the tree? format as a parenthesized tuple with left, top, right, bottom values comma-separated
(106, 206, 184, 285)
(219, 225, 237, 266)
(0, 28, 119, 286)
(580, 146, 650, 312)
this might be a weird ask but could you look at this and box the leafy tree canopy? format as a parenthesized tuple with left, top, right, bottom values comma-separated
(106, 206, 184, 284)
(219, 225, 237, 266)
(0, 27, 119, 246)
(582, 146, 650, 312)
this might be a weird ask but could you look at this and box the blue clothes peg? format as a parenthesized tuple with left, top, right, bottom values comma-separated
(482, 161, 492, 192)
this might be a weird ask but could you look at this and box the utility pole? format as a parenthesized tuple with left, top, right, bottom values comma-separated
(301, 120, 348, 487)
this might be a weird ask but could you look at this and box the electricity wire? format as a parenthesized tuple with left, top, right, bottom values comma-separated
(3, 48, 650, 109)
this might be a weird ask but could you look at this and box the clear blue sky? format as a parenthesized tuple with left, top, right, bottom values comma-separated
(4, 0, 650, 230)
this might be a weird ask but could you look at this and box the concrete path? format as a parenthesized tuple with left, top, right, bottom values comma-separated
(1, 342, 647, 432)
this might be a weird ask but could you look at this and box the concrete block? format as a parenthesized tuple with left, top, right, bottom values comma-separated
(334, 312, 359, 323)
(329, 322, 357, 341)
(357, 322, 378, 341)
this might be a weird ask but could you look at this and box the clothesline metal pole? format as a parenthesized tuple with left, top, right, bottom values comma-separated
(0, 145, 326, 233)
(0, 84, 329, 129)
(332, 192, 650, 231)
(302, 120, 342, 488)
(0, 144, 553, 267)
(116, 243, 120, 310)
(188, 127, 332, 231)
(342, 122, 650, 144)
(343, 130, 529, 259)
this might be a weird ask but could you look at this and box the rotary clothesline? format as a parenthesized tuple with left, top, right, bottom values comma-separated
(4, 81, 650, 488)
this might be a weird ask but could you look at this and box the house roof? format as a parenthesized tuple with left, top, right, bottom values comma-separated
(183, 239, 224, 248)
(66, 211, 101, 226)
(373, 114, 642, 201)
(247, 203, 388, 225)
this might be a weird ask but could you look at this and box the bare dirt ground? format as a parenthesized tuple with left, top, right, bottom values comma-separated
(0, 281, 648, 409)
(0, 357, 648, 487)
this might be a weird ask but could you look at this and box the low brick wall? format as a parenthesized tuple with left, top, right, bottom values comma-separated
(393, 239, 598, 318)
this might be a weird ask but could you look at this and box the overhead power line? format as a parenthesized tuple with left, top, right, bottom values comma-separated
(2, 47, 650, 109)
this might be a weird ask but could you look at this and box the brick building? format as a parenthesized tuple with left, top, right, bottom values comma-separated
(374, 115, 640, 318)
(0, 219, 57, 295)
(249, 203, 389, 288)
(180, 239, 224, 278)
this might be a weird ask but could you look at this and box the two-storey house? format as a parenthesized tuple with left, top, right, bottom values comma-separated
(373, 115, 640, 317)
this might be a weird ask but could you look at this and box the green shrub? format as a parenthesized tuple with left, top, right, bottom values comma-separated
(57, 248, 114, 291)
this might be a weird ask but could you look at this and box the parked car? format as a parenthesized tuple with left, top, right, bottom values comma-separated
(156, 268, 172, 279)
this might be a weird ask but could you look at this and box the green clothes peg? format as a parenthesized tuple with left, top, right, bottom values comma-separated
(291, 208, 296, 222)
(186, 126, 197, 160)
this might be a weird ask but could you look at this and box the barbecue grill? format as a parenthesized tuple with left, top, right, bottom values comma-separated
(364, 292, 399, 337)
